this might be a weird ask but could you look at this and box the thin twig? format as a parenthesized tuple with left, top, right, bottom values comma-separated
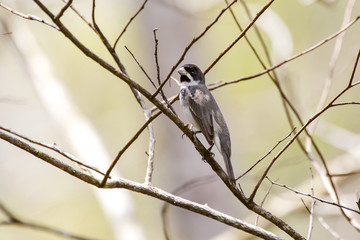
(152, 28, 177, 115)
(225, 0, 276, 82)
(305, 0, 356, 153)
(91, 0, 125, 72)
(237, 128, 296, 179)
(240, 0, 275, 74)
(238, 0, 303, 170)
(91, 0, 158, 185)
(266, 177, 359, 214)
(318, 217, 344, 240)
(0, 126, 108, 177)
(100, 111, 161, 186)
(0, 202, 95, 240)
(153, 0, 237, 97)
(204, 0, 276, 74)
(17, 2, 307, 238)
(124, 45, 157, 88)
(249, 65, 360, 202)
(348, 49, 360, 87)
(255, 179, 276, 226)
(306, 168, 316, 240)
(144, 109, 156, 185)
(0, 3, 59, 30)
(113, 0, 149, 50)
(54, 0, 73, 20)
(330, 170, 360, 177)
(60, 0, 94, 30)
(161, 175, 217, 239)
(210, 16, 360, 90)
(153, 28, 161, 86)
(331, 101, 360, 107)
(0, 129, 284, 240)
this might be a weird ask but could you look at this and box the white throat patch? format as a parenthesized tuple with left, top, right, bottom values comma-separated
(180, 79, 199, 88)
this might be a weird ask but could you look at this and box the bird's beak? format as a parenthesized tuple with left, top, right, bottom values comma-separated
(178, 66, 193, 83)
(177, 67, 188, 75)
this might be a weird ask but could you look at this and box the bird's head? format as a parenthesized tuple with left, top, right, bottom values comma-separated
(177, 64, 205, 86)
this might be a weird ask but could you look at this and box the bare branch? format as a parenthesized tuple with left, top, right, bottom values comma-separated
(54, 0, 73, 20)
(255, 179, 276, 226)
(331, 170, 360, 177)
(153, 28, 161, 85)
(330, 101, 360, 107)
(266, 177, 359, 214)
(144, 110, 157, 185)
(7, 2, 350, 238)
(60, 0, 94, 30)
(154, 0, 237, 97)
(0, 126, 108, 177)
(210, 16, 360, 90)
(161, 175, 217, 239)
(306, 168, 316, 240)
(204, 0, 276, 74)
(249, 69, 360, 202)
(125, 45, 157, 89)
(225, 0, 276, 82)
(237, 128, 296, 180)
(113, 0, 149, 50)
(318, 217, 344, 240)
(100, 111, 161, 186)
(0, 3, 59, 30)
(305, 0, 356, 154)
(152, 28, 177, 115)
(348, 49, 360, 87)
(0, 202, 95, 240)
(91, 0, 127, 74)
(0, 130, 284, 240)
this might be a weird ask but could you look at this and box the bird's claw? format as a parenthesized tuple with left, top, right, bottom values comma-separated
(207, 144, 215, 157)
(201, 144, 215, 162)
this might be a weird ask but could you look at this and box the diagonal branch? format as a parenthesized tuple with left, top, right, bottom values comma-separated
(0, 130, 284, 240)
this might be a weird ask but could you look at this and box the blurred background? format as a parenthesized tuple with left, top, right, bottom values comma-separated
(0, 0, 360, 239)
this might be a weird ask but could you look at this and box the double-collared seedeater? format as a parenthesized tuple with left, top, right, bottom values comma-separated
(178, 64, 235, 184)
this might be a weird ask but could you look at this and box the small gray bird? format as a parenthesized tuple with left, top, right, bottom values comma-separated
(178, 64, 235, 184)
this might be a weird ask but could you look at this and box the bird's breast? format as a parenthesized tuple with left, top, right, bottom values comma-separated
(179, 87, 200, 130)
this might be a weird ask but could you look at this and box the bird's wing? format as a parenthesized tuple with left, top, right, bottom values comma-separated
(187, 86, 215, 145)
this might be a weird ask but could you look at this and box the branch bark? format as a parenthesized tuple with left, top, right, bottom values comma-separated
(0, 129, 283, 240)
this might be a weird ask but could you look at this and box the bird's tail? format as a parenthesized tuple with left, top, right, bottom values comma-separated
(223, 152, 236, 185)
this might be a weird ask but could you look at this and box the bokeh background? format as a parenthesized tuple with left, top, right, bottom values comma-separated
(1, 0, 360, 239)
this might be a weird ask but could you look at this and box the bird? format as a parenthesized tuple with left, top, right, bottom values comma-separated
(177, 64, 235, 184)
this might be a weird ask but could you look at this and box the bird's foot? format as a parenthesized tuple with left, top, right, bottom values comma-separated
(207, 143, 214, 153)
(207, 144, 215, 157)
(201, 144, 215, 162)
(182, 125, 201, 139)
(192, 130, 201, 145)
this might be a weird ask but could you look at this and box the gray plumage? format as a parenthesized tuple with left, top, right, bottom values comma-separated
(178, 64, 235, 184)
